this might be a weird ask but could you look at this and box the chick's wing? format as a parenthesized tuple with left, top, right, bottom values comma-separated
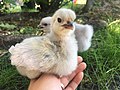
(9, 36, 57, 72)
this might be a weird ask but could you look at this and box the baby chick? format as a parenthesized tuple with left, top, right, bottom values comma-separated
(9, 8, 78, 79)
(38, 16, 52, 33)
(38, 17, 93, 52)
(74, 23, 93, 52)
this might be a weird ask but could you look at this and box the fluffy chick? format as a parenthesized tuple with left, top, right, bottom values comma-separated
(38, 17, 93, 52)
(74, 23, 93, 52)
(38, 16, 52, 33)
(9, 8, 78, 79)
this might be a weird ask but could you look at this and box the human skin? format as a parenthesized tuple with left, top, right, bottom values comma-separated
(28, 56, 86, 90)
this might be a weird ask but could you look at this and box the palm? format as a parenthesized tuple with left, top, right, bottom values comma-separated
(28, 56, 86, 90)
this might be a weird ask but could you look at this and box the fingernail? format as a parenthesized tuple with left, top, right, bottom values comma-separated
(78, 56, 83, 61)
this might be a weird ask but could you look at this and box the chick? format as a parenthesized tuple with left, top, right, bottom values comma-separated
(38, 17, 93, 52)
(38, 16, 52, 33)
(9, 8, 78, 79)
(74, 23, 93, 52)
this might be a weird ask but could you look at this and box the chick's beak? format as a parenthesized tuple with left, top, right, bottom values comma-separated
(62, 21, 73, 30)
(37, 24, 40, 28)
(37, 24, 44, 28)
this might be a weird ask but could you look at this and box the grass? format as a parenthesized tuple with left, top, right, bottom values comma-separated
(78, 21, 120, 90)
(0, 53, 29, 90)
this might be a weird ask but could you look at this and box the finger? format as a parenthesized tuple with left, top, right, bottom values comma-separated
(77, 56, 83, 64)
(65, 72, 84, 90)
(75, 62, 87, 74)
(60, 71, 76, 88)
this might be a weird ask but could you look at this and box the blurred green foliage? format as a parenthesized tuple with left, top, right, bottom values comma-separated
(0, 0, 68, 13)
(0, 23, 16, 30)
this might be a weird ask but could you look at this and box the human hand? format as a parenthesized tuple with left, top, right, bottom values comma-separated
(28, 56, 86, 90)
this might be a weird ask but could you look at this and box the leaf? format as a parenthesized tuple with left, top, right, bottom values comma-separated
(4, 0, 16, 5)
(0, 23, 16, 30)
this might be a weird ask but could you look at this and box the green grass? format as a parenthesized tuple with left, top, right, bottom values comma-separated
(79, 21, 120, 90)
(0, 53, 29, 90)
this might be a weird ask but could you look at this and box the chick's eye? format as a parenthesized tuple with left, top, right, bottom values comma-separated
(43, 23, 48, 26)
(57, 18, 62, 23)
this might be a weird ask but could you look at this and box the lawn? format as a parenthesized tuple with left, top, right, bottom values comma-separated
(79, 21, 120, 90)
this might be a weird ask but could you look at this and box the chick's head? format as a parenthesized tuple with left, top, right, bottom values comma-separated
(38, 17, 52, 33)
(51, 8, 76, 37)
